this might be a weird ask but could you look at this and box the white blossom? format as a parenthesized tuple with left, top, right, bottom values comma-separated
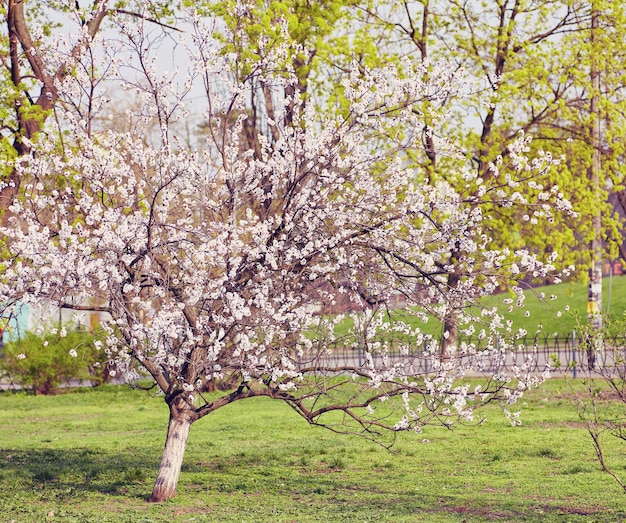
(0, 10, 570, 456)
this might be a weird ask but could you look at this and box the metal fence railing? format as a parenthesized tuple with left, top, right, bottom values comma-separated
(4, 334, 626, 393)
(302, 333, 626, 377)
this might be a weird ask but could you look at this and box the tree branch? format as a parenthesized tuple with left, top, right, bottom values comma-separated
(115, 8, 183, 33)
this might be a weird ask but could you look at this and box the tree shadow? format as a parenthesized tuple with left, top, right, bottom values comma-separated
(0, 446, 160, 499)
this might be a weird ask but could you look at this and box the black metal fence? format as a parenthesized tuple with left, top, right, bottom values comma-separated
(305, 333, 626, 376)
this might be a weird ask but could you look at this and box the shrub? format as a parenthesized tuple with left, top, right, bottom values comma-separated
(0, 324, 110, 394)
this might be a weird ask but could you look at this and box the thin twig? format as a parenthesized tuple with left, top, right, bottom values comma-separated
(115, 9, 183, 33)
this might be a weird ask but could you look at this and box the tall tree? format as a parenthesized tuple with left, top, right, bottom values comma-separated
(588, 1, 602, 330)
(0, 10, 570, 501)
(349, 0, 626, 344)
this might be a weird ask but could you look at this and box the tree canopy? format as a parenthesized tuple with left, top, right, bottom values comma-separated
(0, 0, 618, 502)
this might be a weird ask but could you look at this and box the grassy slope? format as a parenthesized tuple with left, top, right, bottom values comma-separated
(1, 383, 626, 522)
(486, 275, 626, 338)
(333, 276, 626, 342)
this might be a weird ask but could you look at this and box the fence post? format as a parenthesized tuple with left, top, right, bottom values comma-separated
(572, 330, 577, 379)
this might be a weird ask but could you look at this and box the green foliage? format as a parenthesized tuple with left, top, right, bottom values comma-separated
(0, 137, 16, 180)
(3, 1, 625, 279)
(206, 0, 364, 104)
(0, 324, 109, 394)
(343, 0, 626, 276)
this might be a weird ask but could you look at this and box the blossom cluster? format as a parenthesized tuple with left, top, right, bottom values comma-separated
(0, 11, 575, 433)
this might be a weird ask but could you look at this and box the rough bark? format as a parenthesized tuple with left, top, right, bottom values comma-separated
(441, 258, 461, 360)
(441, 314, 459, 359)
(588, 2, 602, 331)
(149, 404, 193, 502)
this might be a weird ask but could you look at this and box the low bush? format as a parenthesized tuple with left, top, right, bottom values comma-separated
(0, 324, 110, 394)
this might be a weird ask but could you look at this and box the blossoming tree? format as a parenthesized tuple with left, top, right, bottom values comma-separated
(0, 9, 574, 501)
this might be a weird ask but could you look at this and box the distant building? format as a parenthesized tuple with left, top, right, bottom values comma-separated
(2, 300, 108, 343)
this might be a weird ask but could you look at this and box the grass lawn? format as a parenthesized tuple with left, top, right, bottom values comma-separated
(333, 275, 626, 343)
(1, 381, 626, 522)
(484, 275, 626, 338)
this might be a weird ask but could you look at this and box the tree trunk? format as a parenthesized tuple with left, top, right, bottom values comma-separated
(588, 2, 603, 333)
(441, 311, 459, 362)
(441, 268, 461, 361)
(149, 409, 192, 502)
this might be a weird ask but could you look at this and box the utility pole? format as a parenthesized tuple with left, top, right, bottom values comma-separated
(588, 1, 603, 332)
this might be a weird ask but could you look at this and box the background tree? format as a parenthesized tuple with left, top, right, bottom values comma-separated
(0, 10, 571, 502)
(0, 0, 178, 215)
(345, 0, 626, 348)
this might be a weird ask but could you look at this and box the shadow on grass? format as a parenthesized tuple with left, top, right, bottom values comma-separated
(0, 447, 160, 499)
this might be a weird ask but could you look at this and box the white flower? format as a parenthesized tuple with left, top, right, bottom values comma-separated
(394, 416, 409, 430)
(17, 353, 26, 360)
(69, 349, 78, 358)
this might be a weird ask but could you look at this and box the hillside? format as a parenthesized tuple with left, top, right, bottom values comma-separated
(332, 276, 626, 344)
(484, 275, 626, 338)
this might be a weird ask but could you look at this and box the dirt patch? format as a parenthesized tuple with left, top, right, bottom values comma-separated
(522, 496, 607, 517)
(173, 507, 209, 517)
(442, 504, 521, 522)
(561, 388, 626, 402)
(435, 502, 603, 522)
(555, 505, 603, 516)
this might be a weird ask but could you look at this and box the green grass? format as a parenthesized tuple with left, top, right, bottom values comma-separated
(2, 382, 626, 522)
(333, 276, 626, 343)
(483, 275, 626, 338)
